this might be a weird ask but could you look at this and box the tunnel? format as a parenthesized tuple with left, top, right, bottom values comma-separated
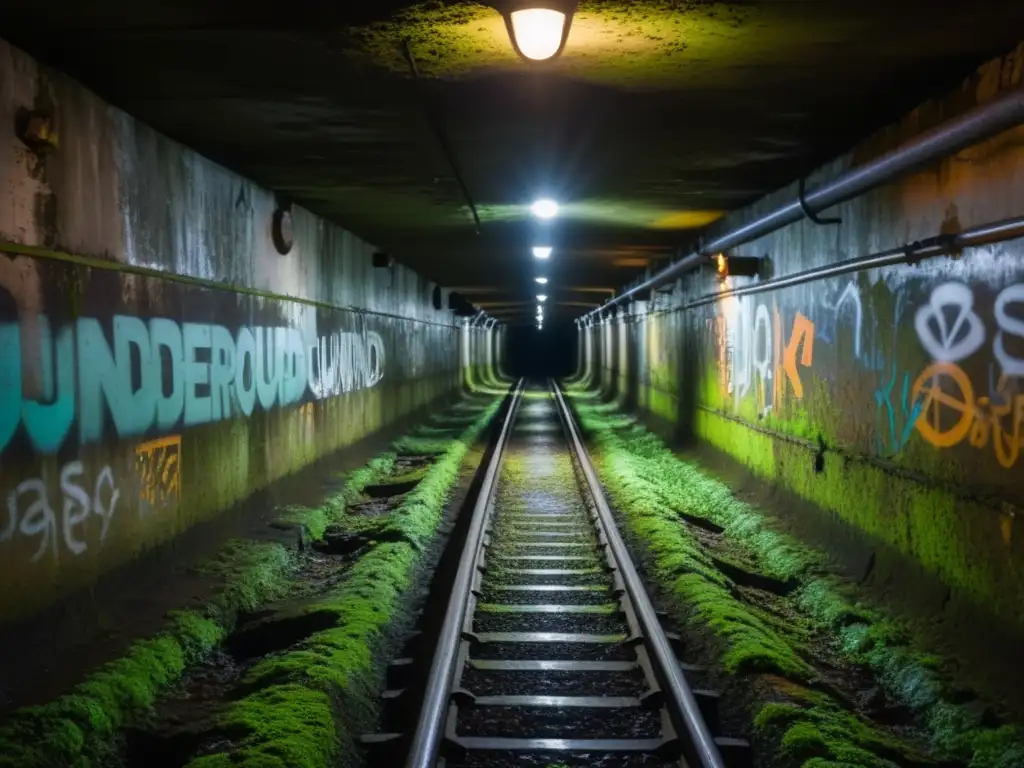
(1, 2, 1024, 767)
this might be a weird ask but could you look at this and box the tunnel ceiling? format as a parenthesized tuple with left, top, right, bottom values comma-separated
(3, 0, 1023, 323)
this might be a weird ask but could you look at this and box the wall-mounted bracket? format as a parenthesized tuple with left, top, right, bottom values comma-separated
(798, 177, 842, 226)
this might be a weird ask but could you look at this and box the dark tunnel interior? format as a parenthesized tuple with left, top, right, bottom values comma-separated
(1, 2, 1024, 766)
(504, 323, 578, 379)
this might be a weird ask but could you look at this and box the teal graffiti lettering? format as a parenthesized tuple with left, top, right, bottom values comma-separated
(183, 323, 212, 426)
(874, 362, 924, 457)
(279, 328, 306, 406)
(21, 317, 75, 453)
(150, 318, 184, 430)
(113, 315, 159, 436)
(235, 327, 257, 416)
(255, 327, 280, 410)
(209, 324, 236, 421)
(0, 324, 20, 448)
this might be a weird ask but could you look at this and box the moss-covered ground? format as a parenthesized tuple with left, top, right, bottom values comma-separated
(563, 383, 1024, 768)
(0, 391, 504, 768)
(180, 392, 501, 768)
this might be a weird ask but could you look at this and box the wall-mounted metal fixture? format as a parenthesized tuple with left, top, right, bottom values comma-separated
(373, 252, 395, 269)
(16, 108, 58, 154)
(713, 253, 761, 280)
(494, 0, 578, 62)
(271, 202, 294, 255)
(582, 85, 1024, 322)
(449, 291, 478, 317)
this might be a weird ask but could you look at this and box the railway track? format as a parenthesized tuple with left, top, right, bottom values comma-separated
(366, 380, 749, 768)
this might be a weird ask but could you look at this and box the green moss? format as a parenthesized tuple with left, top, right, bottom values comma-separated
(0, 610, 223, 768)
(187, 396, 502, 768)
(754, 690, 915, 767)
(574, 390, 1024, 768)
(566, 391, 946, 767)
(0, 537, 298, 768)
(393, 435, 454, 456)
(0, 396, 500, 768)
(187, 685, 337, 768)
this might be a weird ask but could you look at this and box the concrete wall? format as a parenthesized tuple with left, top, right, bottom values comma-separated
(0, 37, 489, 622)
(581, 42, 1024, 637)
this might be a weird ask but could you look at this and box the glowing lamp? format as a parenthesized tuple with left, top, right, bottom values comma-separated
(535, 276, 548, 284)
(537, 294, 548, 302)
(713, 253, 762, 281)
(532, 246, 553, 259)
(531, 198, 559, 220)
(497, 1, 578, 62)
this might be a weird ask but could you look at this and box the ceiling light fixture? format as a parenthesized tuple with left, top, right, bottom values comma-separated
(497, 0, 578, 63)
(537, 294, 547, 302)
(535, 276, 548, 284)
(530, 198, 559, 220)
(532, 245, 553, 259)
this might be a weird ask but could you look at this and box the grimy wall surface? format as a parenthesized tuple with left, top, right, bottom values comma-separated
(582, 43, 1024, 638)
(0, 37, 494, 622)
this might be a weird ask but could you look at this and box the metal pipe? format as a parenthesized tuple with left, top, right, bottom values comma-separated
(402, 40, 482, 235)
(682, 214, 1024, 310)
(552, 383, 726, 768)
(585, 86, 1024, 318)
(404, 381, 524, 768)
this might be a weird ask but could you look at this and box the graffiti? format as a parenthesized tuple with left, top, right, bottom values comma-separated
(994, 284, 1024, 376)
(135, 435, 181, 511)
(874, 363, 924, 456)
(782, 312, 815, 399)
(832, 283, 863, 360)
(915, 282, 1024, 373)
(0, 316, 386, 455)
(2, 463, 120, 563)
(913, 362, 1024, 468)
(719, 298, 818, 413)
(815, 281, 873, 365)
(726, 296, 771, 409)
(915, 282, 986, 363)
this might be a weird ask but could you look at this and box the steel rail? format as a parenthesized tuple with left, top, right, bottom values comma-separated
(552, 381, 727, 768)
(404, 379, 524, 768)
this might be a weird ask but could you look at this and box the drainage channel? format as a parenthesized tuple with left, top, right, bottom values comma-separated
(366, 381, 750, 768)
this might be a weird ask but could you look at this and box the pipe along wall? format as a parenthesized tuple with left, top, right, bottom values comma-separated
(0, 37, 502, 624)
(578, 43, 1024, 664)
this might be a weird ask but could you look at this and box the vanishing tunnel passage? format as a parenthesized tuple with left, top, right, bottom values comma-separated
(372, 382, 743, 768)
(3, 2, 1024, 767)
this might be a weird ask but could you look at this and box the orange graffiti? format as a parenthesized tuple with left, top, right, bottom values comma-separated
(782, 312, 815, 399)
(913, 362, 1024, 468)
(912, 363, 975, 448)
(135, 435, 182, 508)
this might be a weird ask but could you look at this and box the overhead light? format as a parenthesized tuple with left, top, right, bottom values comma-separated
(532, 246, 552, 259)
(530, 199, 559, 220)
(535, 276, 548, 284)
(537, 294, 547, 302)
(499, 1, 578, 62)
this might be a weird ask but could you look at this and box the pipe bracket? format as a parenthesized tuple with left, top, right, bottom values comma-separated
(797, 177, 842, 226)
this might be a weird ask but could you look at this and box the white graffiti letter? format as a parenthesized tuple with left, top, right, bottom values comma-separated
(93, 466, 120, 541)
(994, 284, 1024, 376)
(60, 461, 92, 556)
(914, 282, 985, 362)
(834, 282, 863, 359)
(753, 304, 772, 383)
(14, 479, 55, 563)
(366, 332, 386, 387)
